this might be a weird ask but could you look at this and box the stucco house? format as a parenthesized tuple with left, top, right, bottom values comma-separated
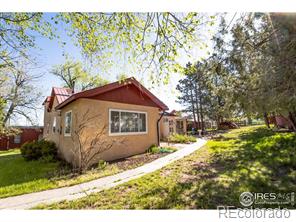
(159, 110, 187, 140)
(43, 77, 168, 167)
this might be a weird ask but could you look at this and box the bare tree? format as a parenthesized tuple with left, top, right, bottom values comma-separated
(0, 62, 41, 127)
(71, 109, 125, 173)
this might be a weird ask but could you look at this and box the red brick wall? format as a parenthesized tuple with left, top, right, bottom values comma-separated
(0, 127, 43, 150)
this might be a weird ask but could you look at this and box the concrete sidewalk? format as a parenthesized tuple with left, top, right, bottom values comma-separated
(0, 139, 207, 209)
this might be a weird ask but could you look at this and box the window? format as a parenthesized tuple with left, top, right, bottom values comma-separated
(164, 118, 168, 123)
(14, 134, 21, 144)
(169, 127, 174, 133)
(176, 120, 183, 129)
(64, 111, 72, 136)
(52, 117, 57, 133)
(110, 109, 147, 135)
(169, 120, 174, 126)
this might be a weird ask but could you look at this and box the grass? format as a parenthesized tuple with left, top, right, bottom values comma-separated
(38, 125, 296, 209)
(0, 149, 167, 198)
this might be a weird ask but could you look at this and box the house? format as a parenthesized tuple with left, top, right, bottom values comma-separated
(159, 110, 187, 140)
(0, 126, 43, 150)
(269, 115, 294, 129)
(43, 77, 168, 167)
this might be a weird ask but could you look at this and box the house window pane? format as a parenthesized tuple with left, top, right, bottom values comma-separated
(110, 110, 147, 134)
(111, 111, 120, 133)
(176, 120, 183, 129)
(138, 113, 146, 132)
(64, 111, 72, 135)
(52, 117, 56, 133)
(14, 134, 21, 144)
(121, 112, 138, 133)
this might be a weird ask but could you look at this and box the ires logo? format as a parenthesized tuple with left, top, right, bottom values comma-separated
(239, 192, 295, 207)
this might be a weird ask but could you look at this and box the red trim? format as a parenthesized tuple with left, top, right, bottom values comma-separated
(55, 77, 168, 110)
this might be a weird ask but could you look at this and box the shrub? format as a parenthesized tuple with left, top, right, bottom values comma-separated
(159, 147, 177, 153)
(39, 140, 57, 161)
(20, 140, 57, 162)
(20, 141, 41, 161)
(147, 145, 177, 154)
(168, 134, 197, 143)
(97, 160, 107, 170)
(147, 144, 159, 154)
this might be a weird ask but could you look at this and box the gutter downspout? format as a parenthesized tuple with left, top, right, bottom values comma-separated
(157, 111, 165, 146)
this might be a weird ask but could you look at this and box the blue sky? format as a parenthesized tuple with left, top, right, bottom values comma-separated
(13, 13, 233, 126)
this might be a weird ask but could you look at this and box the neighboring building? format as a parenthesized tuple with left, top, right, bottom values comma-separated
(159, 110, 187, 140)
(269, 115, 294, 129)
(0, 126, 43, 150)
(43, 77, 168, 166)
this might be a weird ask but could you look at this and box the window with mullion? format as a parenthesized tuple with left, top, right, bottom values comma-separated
(110, 110, 146, 134)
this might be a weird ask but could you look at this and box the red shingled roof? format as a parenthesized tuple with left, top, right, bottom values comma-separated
(55, 77, 168, 110)
(52, 87, 73, 104)
(43, 87, 72, 110)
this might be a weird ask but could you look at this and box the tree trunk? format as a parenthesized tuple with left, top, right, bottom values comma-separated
(288, 111, 296, 132)
(3, 103, 15, 125)
(189, 88, 197, 129)
(198, 87, 205, 133)
(194, 80, 201, 130)
(263, 112, 270, 128)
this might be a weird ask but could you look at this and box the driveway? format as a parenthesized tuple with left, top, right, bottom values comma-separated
(0, 139, 207, 209)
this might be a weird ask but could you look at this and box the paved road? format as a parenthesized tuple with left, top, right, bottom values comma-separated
(0, 139, 207, 209)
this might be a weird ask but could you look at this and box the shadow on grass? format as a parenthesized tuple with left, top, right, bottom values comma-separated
(137, 127, 296, 209)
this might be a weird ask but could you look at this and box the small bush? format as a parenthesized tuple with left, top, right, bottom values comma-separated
(159, 147, 177, 153)
(168, 134, 197, 143)
(147, 144, 159, 154)
(20, 140, 57, 162)
(39, 140, 57, 161)
(97, 160, 107, 170)
(147, 145, 177, 154)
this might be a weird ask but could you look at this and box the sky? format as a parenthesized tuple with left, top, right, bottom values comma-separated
(11, 12, 236, 126)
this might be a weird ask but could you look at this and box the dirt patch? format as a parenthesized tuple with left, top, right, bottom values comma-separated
(160, 169, 173, 177)
(110, 153, 168, 171)
(179, 174, 197, 184)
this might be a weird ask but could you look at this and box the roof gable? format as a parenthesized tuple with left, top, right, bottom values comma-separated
(55, 77, 168, 110)
(43, 87, 72, 110)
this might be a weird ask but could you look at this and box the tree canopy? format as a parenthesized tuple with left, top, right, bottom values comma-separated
(176, 13, 296, 131)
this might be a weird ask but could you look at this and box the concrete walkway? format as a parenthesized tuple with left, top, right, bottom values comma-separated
(0, 139, 207, 209)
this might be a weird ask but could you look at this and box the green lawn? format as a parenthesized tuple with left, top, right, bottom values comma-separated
(0, 149, 166, 198)
(38, 126, 296, 209)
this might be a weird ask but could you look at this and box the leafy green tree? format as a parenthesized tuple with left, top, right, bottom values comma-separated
(51, 60, 109, 92)
(0, 13, 54, 69)
(55, 13, 214, 79)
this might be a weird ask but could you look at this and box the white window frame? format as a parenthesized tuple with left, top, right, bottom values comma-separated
(109, 108, 148, 136)
(14, 134, 21, 144)
(64, 110, 72, 137)
(52, 116, 57, 133)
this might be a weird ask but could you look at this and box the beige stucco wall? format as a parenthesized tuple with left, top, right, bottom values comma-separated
(159, 116, 187, 140)
(43, 97, 61, 147)
(45, 98, 160, 166)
